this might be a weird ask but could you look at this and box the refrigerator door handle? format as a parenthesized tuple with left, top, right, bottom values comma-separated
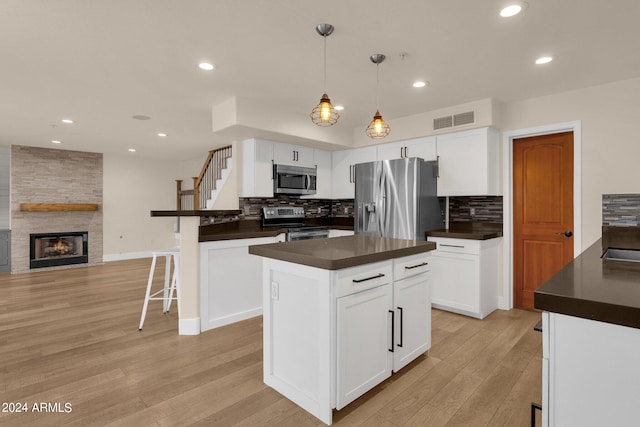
(378, 167, 386, 237)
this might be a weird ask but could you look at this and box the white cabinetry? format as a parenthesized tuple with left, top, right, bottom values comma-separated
(377, 136, 437, 161)
(274, 143, 314, 168)
(261, 252, 431, 424)
(427, 236, 500, 319)
(337, 282, 392, 409)
(331, 146, 377, 199)
(542, 312, 640, 427)
(240, 139, 274, 197)
(436, 127, 500, 196)
(302, 149, 331, 199)
(199, 234, 285, 332)
(392, 254, 431, 372)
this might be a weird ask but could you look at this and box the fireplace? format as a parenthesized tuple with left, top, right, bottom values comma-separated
(30, 232, 89, 269)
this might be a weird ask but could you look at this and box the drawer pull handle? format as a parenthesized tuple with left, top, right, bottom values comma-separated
(440, 244, 465, 248)
(352, 273, 385, 283)
(405, 262, 428, 270)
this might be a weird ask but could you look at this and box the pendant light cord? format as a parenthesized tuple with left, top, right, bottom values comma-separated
(376, 63, 380, 110)
(323, 35, 327, 92)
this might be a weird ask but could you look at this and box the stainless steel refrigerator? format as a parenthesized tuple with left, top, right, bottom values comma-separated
(355, 158, 443, 240)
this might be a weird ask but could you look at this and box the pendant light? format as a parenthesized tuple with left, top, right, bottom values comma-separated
(365, 54, 391, 139)
(310, 24, 339, 126)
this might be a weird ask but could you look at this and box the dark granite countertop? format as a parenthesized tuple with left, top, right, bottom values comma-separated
(426, 222, 503, 240)
(199, 218, 354, 242)
(248, 235, 435, 270)
(151, 210, 241, 217)
(534, 239, 640, 329)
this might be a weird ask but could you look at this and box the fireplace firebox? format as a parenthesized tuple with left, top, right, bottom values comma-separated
(30, 232, 89, 269)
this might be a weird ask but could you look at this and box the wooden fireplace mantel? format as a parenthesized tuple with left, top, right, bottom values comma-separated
(20, 203, 100, 212)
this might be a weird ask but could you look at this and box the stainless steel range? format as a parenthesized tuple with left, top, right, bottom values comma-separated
(262, 207, 329, 241)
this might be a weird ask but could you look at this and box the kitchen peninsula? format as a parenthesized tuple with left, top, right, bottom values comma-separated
(249, 235, 435, 425)
(534, 236, 640, 426)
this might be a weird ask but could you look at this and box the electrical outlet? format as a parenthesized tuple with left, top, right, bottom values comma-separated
(271, 282, 279, 300)
(470, 207, 476, 216)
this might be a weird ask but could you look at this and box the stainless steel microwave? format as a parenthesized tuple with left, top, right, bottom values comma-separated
(273, 164, 317, 195)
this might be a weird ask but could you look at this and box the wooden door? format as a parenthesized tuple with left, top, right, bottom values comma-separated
(513, 131, 574, 310)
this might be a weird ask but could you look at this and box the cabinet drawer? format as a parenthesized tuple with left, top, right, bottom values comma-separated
(428, 237, 480, 255)
(336, 261, 392, 298)
(394, 253, 430, 281)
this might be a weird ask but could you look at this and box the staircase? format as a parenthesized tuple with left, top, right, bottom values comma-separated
(176, 145, 232, 211)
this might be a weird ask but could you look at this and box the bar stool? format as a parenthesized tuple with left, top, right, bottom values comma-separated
(139, 248, 180, 330)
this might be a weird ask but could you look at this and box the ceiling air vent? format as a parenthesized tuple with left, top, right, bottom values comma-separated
(453, 111, 475, 126)
(433, 115, 453, 130)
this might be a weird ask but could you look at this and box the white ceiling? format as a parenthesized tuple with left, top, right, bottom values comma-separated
(1, 0, 639, 160)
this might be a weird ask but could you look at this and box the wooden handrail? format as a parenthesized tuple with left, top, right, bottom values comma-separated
(176, 145, 232, 211)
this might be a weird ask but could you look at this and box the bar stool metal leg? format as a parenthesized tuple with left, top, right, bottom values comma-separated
(139, 253, 158, 330)
(162, 253, 172, 313)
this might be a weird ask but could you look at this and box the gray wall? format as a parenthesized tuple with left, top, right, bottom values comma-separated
(0, 146, 9, 229)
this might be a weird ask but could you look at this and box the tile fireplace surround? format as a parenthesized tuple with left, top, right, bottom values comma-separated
(10, 146, 103, 273)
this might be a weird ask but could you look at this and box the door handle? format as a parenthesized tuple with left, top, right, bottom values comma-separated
(556, 230, 573, 237)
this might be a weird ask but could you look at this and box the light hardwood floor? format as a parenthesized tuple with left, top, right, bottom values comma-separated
(0, 258, 542, 426)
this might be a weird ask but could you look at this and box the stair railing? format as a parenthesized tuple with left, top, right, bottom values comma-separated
(176, 145, 232, 211)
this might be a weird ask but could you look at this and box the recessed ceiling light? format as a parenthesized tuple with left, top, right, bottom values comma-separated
(61, 119, 74, 124)
(334, 105, 345, 111)
(500, 2, 527, 17)
(128, 148, 136, 152)
(198, 62, 215, 71)
(157, 133, 167, 137)
(412, 81, 428, 88)
(51, 140, 62, 144)
(535, 56, 554, 65)
(132, 115, 151, 120)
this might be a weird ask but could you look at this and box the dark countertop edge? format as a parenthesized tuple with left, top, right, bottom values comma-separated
(200, 228, 287, 242)
(425, 221, 503, 240)
(151, 210, 241, 217)
(198, 218, 354, 242)
(534, 292, 640, 330)
(426, 230, 502, 240)
(248, 240, 435, 270)
(534, 238, 640, 330)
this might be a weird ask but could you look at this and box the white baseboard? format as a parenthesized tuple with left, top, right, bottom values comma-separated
(179, 318, 201, 335)
(103, 251, 154, 262)
(497, 295, 510, 310)
(201, 308, 263, 333)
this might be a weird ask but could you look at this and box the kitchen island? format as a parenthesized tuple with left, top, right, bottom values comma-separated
(249, 235, 435, 425)
(534, 239, 640, 427)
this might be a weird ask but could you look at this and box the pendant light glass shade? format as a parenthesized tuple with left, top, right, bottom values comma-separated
(311, 93, 339, 126)
(366, 54, 390, 139)
(365, 110, 391, 138)
(310, 24, 339, 126)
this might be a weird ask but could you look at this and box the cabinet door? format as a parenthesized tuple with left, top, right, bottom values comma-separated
(302, 149, 331, 199)
(352, 146, 377, 166)
(274, 143, 314, 168)
(331, 150, 354, 199)
(429, 250, 480, 315)
(240, 139, 274, 197)
(377, 141, 405, 161)
(377, 137, 437, 161)
(337, 284, 393, 409)
(393, 273, 430, 372)
(436, 127, 500, 196)
(406, 136, 437, 161)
